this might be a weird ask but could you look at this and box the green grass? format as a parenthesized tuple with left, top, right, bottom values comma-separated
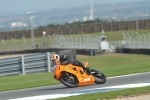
(0, 53, 150, 92)
(0, 72, 60, 91)
(77, 54, 150, 77)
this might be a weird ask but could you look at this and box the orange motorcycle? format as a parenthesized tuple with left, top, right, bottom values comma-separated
(53, 62, 106, 88)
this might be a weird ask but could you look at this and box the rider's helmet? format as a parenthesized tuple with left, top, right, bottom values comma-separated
(50, 54, 60, 65)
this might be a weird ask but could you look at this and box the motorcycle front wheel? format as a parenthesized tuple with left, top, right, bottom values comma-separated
(59, 72, 78, 88)
(90, 69, 106, 84)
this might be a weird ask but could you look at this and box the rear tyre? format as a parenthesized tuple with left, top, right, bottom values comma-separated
(59, 72, 78, 88)
(90, 69, 106, 84)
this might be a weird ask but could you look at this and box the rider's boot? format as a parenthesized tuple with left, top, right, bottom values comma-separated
(82, 66, 91, 74)
(74, 60, 94, 74)
(77, 62, 91, 74)
(84, 67, 96, 75)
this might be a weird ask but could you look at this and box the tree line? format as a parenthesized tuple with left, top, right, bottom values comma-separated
(38, 18, 109, 29)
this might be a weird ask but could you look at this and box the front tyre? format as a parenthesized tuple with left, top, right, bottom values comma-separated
(59, 72, 78, 88)
(90, 69, 106, 84)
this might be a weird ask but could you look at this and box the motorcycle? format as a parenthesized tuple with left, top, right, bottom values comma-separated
(53, 62, 106, 88)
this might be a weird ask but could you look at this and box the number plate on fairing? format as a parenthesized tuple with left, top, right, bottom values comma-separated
(83, 78, 91, 82)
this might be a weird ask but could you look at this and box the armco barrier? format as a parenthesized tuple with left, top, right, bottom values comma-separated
(0, 52, 55, 76)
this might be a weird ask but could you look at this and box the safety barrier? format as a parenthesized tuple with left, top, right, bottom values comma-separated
(0, 52, 55, 76)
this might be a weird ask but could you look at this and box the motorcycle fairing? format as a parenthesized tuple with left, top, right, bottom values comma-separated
(54, 64, 95, 86)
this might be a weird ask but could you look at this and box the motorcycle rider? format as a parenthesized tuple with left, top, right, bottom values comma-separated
(50, 53, 91, 73)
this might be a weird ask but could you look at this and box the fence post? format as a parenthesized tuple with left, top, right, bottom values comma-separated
(21, 56, 25, 74)
(101, 23, 103, 31)
(109, 23, 111, 31)
(47, 52, 51, 72)
(75, 25, 78, 34)
(22, 37, 27, 50)
(144, 20, 147, 28)
(126, 21, 129, 30)
(126, 33, 131, 48)
(2, 39, 5, 52)
(11, 38, 15, 51)
(136, 20, 138, 30)
(118, 22, 120, 31)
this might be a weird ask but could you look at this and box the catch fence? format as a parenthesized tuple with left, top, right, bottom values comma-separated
(1, 32, 150, 53)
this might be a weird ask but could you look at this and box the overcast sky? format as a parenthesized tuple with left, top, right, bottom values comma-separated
(0, 0, 144, 15)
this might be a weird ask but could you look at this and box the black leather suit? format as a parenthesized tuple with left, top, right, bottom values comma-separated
(59, 55, 85, 69)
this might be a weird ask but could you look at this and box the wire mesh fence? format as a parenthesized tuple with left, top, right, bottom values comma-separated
(1, 32, 150, 53)
(121, 32, 150, 49)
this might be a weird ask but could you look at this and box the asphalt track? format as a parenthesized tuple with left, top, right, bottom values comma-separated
(0, 72, 150, 100)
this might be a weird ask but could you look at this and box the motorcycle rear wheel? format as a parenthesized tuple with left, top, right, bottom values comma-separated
(59, 72, 78, 88)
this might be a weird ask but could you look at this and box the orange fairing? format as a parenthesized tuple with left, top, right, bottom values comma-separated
(54, 63, 95, 86)
(54, 64, 77, 80)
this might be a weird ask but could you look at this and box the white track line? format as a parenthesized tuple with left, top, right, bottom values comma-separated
(9, 93, 83, 100)
(108, 72, 150, 79)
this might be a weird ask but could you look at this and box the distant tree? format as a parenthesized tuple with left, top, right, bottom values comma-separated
(37, 18, 104, 29)
(102, 19, 108, 23)
(94, 18, 102, 23)
(47, 24, 55, 27)
(38, 26, 44, 29)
